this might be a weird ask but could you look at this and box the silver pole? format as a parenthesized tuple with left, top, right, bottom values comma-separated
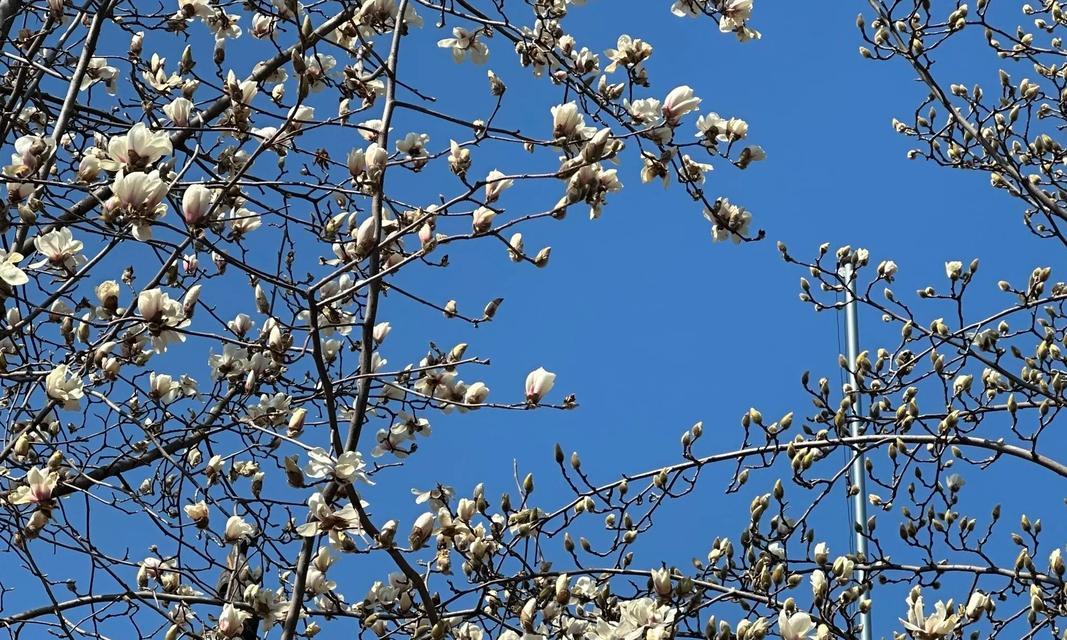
(843, 263, 873, 640)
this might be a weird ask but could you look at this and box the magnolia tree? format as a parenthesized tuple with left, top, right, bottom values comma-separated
(0, 0, 1061, 639)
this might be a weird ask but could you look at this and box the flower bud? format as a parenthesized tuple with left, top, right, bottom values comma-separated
(409, 512, 434, 549)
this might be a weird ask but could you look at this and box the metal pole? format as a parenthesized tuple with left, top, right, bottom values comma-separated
(843, 263, 873, 640)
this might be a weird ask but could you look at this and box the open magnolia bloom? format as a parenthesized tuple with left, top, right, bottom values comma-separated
(0, 249, 28, 287)
(437, 27, 489, 64)
(30, 228, 85, 271)
(591, 598, 677, 640)
(45, 365, 84, 411)
(136, 288, 190, 353)
(901, 593, 959, 640)
(216, 603, 252, 638)
(9, 467, 59, 505)
(778, 610, 815, 640)
(302, 448, 372, 484)
(223, 515, 255, 543)
(296, 492, 366, 543)
(103, 122, 172, 170)
(106, 170, 169, 240)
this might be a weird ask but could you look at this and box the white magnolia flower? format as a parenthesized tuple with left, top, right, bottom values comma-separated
(244, 584, 290, 631)
(46, 364, 84, 410)
(472, 207, 496, 234)
(31, 227, 84, 271)
(409, 511, 434, 548)
(878, 259, 899, 281)
(901, 594, 959, 639)
(779, 610, 814, 640)
(525, 367, 556, 404)
(142, 54, 183, 92)
(205, 10, 242, 40)
(705, 198, 752, 244)
(0, 249, 29, 286)
(464, 382, 490, 406)
(507, 232, 524, 262)
(952, 374, 973, 396)
(696, 113, 748, 143)
(412, 484, 452, 508)
(247, 393, 292, 426)
(250, 12, 276, 38)
(80, 57, 119, 94)
(594, 598, 676, 640)
(1051, 548, 1065, 574)
(348, 144, 389, 187)
(217, 602, 251, 638)
(112, 170, 168, 210)
(373, 322, 391, 343)
(109, 170, 169, 240)
(303, 448, 371, 484)
(484, 170, 513, 204)
(604, 34, 653, 73)
(626, 97, 662, 125)
(719, 0, 754, 33)
(137, 288, 190, 353)
(965, 591, 990, 619)
(810, 570, 828, 600)
(679, 154, 713, 185)
(107, 123, 172, 169)
(945, 260, 964, 280)
(285, 105, 315, 135)
(302, 53, 337, 92)
(671, 0, 701, 17)
(296, 492, 364, 540)
(149, 372, 182, 403)
(177, 0, 212, 19)
(551, 102, 596, 148)
(163, 97, 193, 126)
(650, 567, 672, 596)
(225, 69, 259, 105)
(77, 152, 102, 182)
(9, 134, 53, 174)
(223, 514, 255, 542)
(814, 542, 830, 564)
(396, 132, 429, 156)
(183, 500, 210, 527)
(9, 466, 60, 504)
(558, 163, 623, 219)
(396, 132, 430, 169)
(663, 85, 701, 123)
(437, 27, 489, 64)
(181, 183, 216, 226)
(305, 566, 336, 595)
(448, 139, 471, 177)
(356, 118, 391, 142)
(227, 207, 262, 237)
(355, 0, 424, 32)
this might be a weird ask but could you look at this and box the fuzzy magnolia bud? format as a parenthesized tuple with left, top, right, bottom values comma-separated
(254, 284, 269, 313)
(288, 407, 307, 437)
(483, 297, 503, 319)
